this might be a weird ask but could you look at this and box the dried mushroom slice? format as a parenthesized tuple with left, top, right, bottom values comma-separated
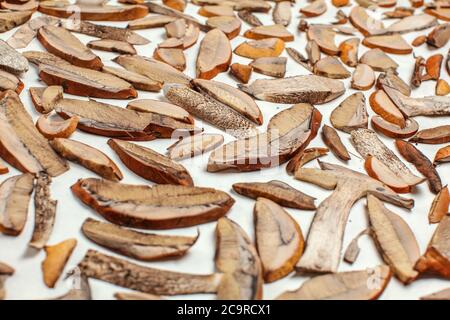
(369, 90, 405, 127)
(198, 5, 235, 18)
(165, 19, 186, 38)
(82, 218, 198, 261)
(0, 90, 69, 176)
(434, 145, 450, 164)
(425, 7, 450, 22)
(349, 6, 385, 36)
(359, 48, 398, 72)
(371, 116, 419, 139)
(88, 40, 136, 55)
(300, 0, 327, 17)
(322, 125, 350, 161)
(250, 57, 287, 78)
(0, 173, 34, 236)
(0, 262, 14, 300)
(351, 64, 375, 90)
(428, 186, 449, 224)
(285, 47, 312, 72)
(51, 138, 123, 181)
(127, 14, 176, 30)
(0, 69, 24, 93)
(167, 133, 223, 160)
(101, 66, 162, 92)
(273, 1, 292, 26)
(127, 99, 193, 124)
(153, 48, 186, 71)
(196, 29, 231, 80)
(206, 16, 241, 40)
(71, 178, 235, 229)
(36, 114, 78, 139)
(385, 14, 437, 34)
(42, 239, 77, 288)
(30, 86, 63, 114)
(0, 39, 29, 75)
(330, 92, 368, 133)
(215, 217, 263, 300)
(377, 70, 410, 96)
(307, 25, 339, 55)
(436, 79, 450, 96)
(339, 37, 360, 67)
(163, 0, 186, 12)
(363, 34, 412, 54)
(234, 38, 285, 59)
(145, 2, 204, 31)
(286, 147, 329, 175)
(0, 10, 32, 33)
(427, 23, 450, 48)
(238, 10, 263, 27)
(158, 38, 184, 49)
(409, 125, 450, 144)
(314, 56, 351, 79)
(230, 63, 252, 83)
(244, 24, 294, 42)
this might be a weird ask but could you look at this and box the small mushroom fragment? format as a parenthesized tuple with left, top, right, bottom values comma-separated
(198, 5, 234, 18)
(127, 99, 193, 124)
(384, 14, 437, 34)
(421, 288, 450, 300)
(230, 63, 252, 83)
(314, 56, 351, 79)
(344, 229, 372, 264)
(158, 38, 183, 49)
(29, 173, 57, 250)
(37, 26, 103, 70)
(285, 47, 312, 72)
(409, 125, 450, 144)
(436, 79, 450, 96)
(339, 38, 360, 67)
(180, 23, 200, 49)
(330, 92, 368, 133)
(428, 186, 449, 224)
(427, 23, 450, 48)
(349, 6, 385, 36)
(0, 10, 32, 33)
(377, 70, 410, 96)
(423, 54, 443, 81)
(234, 38, 285, 59)
(244, 24, 294, 42)
(36, 114, 78, 139)
(33, 86, 63, 114)
(352, 64, 375, 90)
(115, 292, 162, 300)
(165, 19, 186, 38)
(396, 140, 442, 194)
(87, 40, 136, 55)
(412, 35, 427, 47)
(250, 57, 287, 78)
(215, 217, 263, 299)
(363, 34, 412, 54)
(239, 75, 345, 104)
(0, 39, 28, 74)
(322, 125, 350, 161)
(307, 25, 339, 55)
(295, 161, 413, 273)
(359, 49, 398, 72)
(127, 14, 176, 30)
(163, 0, 186, 12)
(108, 139, 193, 186)
(273, 1, 291, 26)
(101, 66, 162, 92)
(196, 29, 231, 79)
(254, 198, 304, 283)
(300, 0, 327, 17)
(369, 90, 405, 127)
(206, 16, 241, 39)
(0, 262, 14, 300)
(82, 218, 198, 261)
(238, 10, 263, 27)
(72, 178, 234, 229)
(0, 173, 34, 236)
(371, 116, 419, 139)
(42, 239, 77, 288)
(153, 48, 186, 71)
(415, 215, 450, 279)
(384, 6, 414, 18)
(434, 145, 450, 164)
(167, 134, 224, 160)
(0, 69, 23, 93)
(286, 147, 329, 175)
(51, 138, 123, 181)
(278, 265, 391, 300)
(306, 40, 321, 65)
(79, 250, 223, 295)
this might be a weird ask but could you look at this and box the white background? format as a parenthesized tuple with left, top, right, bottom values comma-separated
(1, 0, 449, 300)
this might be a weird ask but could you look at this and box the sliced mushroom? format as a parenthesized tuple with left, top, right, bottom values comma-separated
(425, 7, 450, 22)
(234, 38, 285, 59)
(196, 29, 231, 79)
(0, 39, 28, 75)
(409, 125, 450, 144)
(359, 48, 398, 72)
(363, 34, 412, 54)
(322, 125, 350, 161)
(384, 14, 437, 34)
(198, 5, 235, 17)
(286, 147, 329, 175)
(244, 24, 294, 42)
(421, 288, 450, 300)
(377, 69, 410, 96)
(229, 63, 252, 83)
(314, 56, 351, 79)
(165, 19, 186, 38)
(153, 48, 186, 71)
(102, 66, 162, 92)
(300, 0, 327, 17)
(0, 69, 23, 93)
(412, 35, 427, 47)
(238, 10, 263, 27)
(42, 239, 77, 288)
(352, 64, 375, 90)
(87, 40, 136, 55)
(206, 16, 241, 39)
(371, 116, 418, 139)
(250, 57, 287, 78)
(127, 99, 193, 124)
(436, 79, 450, 96)
(339, 37, 360, 67)
(369, 90, 405, 127)
(330, 92, 368, 133)
(349, 6, 385, 36)
(427, 23, 450, 48)
(36, 114, 78, 139)
(273, 1, 291, 26)
(306, 40, 321, 65)
(145, 2, 204, 31)
(33, 85, 63, 114)
(428, 186, 449, 224)
(307, 25, 338, 55)
(127, 14, 176, 30)
(158, 37, 184, 49)
(167, 133, 224, 160)
(0, 10, 32, 33)
(163, 0, 186, 12)
(285, 47, 313, 72)
(434, 145, 450, 164)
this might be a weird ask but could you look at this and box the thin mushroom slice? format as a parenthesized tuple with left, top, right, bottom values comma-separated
(412, 35, 427, 47)
(313, 56, 351, 79)
(273, 1, 291, 26)
(250, 57, 287, 78)
(367, 195, 420, 284)
(42, 239, 77, 288)
(50, 138, 123, 181)
(425, 7, 450, 22)
(409, 125, 450, 144)
(198, 5, 235, 18)
(196, 29, 231, 80)
(101, 66, 162, 92)
(285, 47, 313, 72)
(371, 116, 418, 139)
(215, 217, 263, 299)
(145, 2, 204, 31)
(0, 262, 14, 300)
(153, 48, 186, 71)
(0, 173, 34, 236)
(163, 0, 186, 12)
(238, 10, 263, 27)
(108, 139, 193, 186)
(244, 24, 294, 42)
(36, 114, 79, 139)
(127, 14, 176, 30)
(82, 218, 198, 261)
(428, 186, 449, 224)
(423, 54, 443, 81)
(255, 198, 304, 283)
(127, 99, 194, 124)
(234, 38, 285, 59)
(330, 92, 368, 133)
(352, 64, 375, 90)
(158, 38, 184, 49)
(421, 288, 450, 300)
(71, 178, 235, 229)
(434, 145, 450, 164)
(87, 40, 136, 55)
(286, 147, 329, 175)
(206, 16, 241, 40)
(369, 90, 405, 127)
(427, 23, 450, 48)
(307, 25, 339, 55)
(233, 180, 316, 210)
(363, 34, 412, 54)
(180, 23, 200, 49)
(339, 37, 360, 67)
(30, 85, 63, 114)
(344, 228, 372, 264)
(0, 40, 29, 75)
(277, 265, 391, 300)
(79, 249, 223, 295)
(322, 125, 350, 161)
(385, 14, 437, 34)
(384, 6, 414, 18)
(0, 69, 24, 93)
(230, 63, 253, 83)
(349, 6, 385, 36)
(306, 40, 321, 65)
(167, 133, 224, 160)
(300, 0, 327, 17)
(377, 70, 410, 96)
(0, 10, 32, 33)
(359, 49, 398, 72)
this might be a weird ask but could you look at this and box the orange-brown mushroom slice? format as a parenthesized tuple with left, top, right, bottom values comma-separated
(359, 48, 398, 72)
(425, 7, 450, 22)
(198, 5, 235, 18)
(101, 65, 162, 92)
(427, 23, 450, 48)
(206, 16, 241, 40)
(244, 24, 294, 42)
(376, 70, 410, 96)
(352, 64, 375, 90)
(230, 63, 252, 83)
(330, 92, 368, 133)
(153, 48, 186, 71)
(363, 34, 412, 54)
(87, 39, 137, 55)
(314, 56, 351, 79)
(434, 145, 450, 164)
(409, 125, 450, 144)
(300, 0, 327, 17)
(322, 125, 350, 161)
(349, 6, 385, 36)
(1, 0, 38, 12)
(371, 116, 418, 139)
(307, 25, 339, 55)
(127, 99, 194, 124)
(196, 29, 231, 79)
(163, 0, 186, 12)
(127, 14, 176, 30)
(436, 79, 450, 96)
(167, 133, 224, 160)
(42, 239, 77, 288)
(339, 37, 359, 67)
(428, 186, 449, 224)
(36, 114, 78, 139)
(234, 38, 285, 59)
(369, 90, 405, 127)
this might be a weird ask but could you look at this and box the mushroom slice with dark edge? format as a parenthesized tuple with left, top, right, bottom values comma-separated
(0, 69, 24, 93)
(88, 40, 136, 55)
(295, 162, 413, 273)
(108, 139, 193, 186)
(113, 55, 191, 86)
(50, 138, 123, 181)
(427, 23, 450, 48)
(0, 173, 34, 236)
(62, 20, 149, 45)
(0, 90, 69, 176)
(352, 64, 375, 90)
(367, 195, 420, 283)
(339, 37, 360, 67)
(79, 249, 222, 295)
(384, 6, 414, 19)
(198, 5, 234, 18)
(0, 262, 14, 300)
(277, 265, 391, 300)
(371, 116, 418, 139)
(37, 26, 103, 70)
(1, 0, 37, 11)
(300, 0, 327, 17)
(101, 66, 162, 92)
(428, 186, 449, 224)
(344, 228, 372, 264)
(423, 54, 443, 81)
(238, 10, 263, 27)
(167, 133, 224, 160)
(230, 63, 253, 83)
(377, 70, 410, 96)
(359, 49, 398, 72)
(349, 6, 385, 36)
(330, 92, 368, 133)
(285, 47, 312, 72)
(307, 25, 339, 55)
(250, 57, 287, 78)
(42, 238, 77, 288)
(425, 7, 450, 22)
(196, 29, 231, 80)
(409, 126, 450, 144)
(206, 16, 241, 40)
(127, 99, 194, 124)
(314, 56, 351, 79)
(153, 48, 186, 71)
(180, 23, 200, 49)
(244, 24, 294, 42)
(0, 39, 28, 75)
(369, 90, 405, 127)
(163, 0, 186, 12)
(127, 14, 176, 30)
(363, 34, 412, 54)
(36, 114, 79, 139)
(71, 178, 234, 229)
(233, 180, 316, 210)
(286, 147, 329, 175)
(238, 75, 345, 104)
(434, 145, 450, 164)
(421, 288, 450, 300)
(38, 3, 148, 21)
(215, 217, 263, 299)
(207, 103, 322, 172)
(273, 1, 291, 26)
(384, 14, 437, 34)
(415, 215, 450, 279)
(254, 197, 304, 283)
(234, 38, 285, 59)
(82, 218, 198, 261)
(0, 10, 32, 33)
(322, 125, 350, 161)
(29, 173, 57, 250)
(412, 35, 427, 47)
(395, 139, 442, 194)
(30, 86, 63, 114)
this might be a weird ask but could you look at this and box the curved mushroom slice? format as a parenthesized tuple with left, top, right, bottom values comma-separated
(250, 57, 287, 78)
(37, 26, 103, 70)
(0, 173, 34, 236)
(79, 249, 223, 295)
(277, 265, 391, 300)
(238, 10, 263, 27)
(352, 64, 375, 90)
(415, 215, 450, 279)
(101, 66, 162, 92)
(23, 50, 71, 66)
(169, 130, 226, 159)
(153, 48, 186, 71)
(233, 180, 316, 210)
(207, 103, 322, 172)
(412, 35, 427, 47)
(198, 5, 234, 17)
(71, 178, 235, 229)
(255, 198, 304, 283)
(158, 38, 184, 49)
(385, 14, 437, 34)
(114, 55, 191, 86)
(230, 63, 253, 83)
(232, 0, 271, 12)
(359, 48, 398, 72)
(339, 37, 359, 67)
(234, 38, 285, 59)
(428, 186, 449, 224)
(244, 24, 294, 41)
(344, 228, 371, 264)
(363, 34, 412, 54)
(330, 92, 368, 133)
(286, 147, 329, 175)
(306, 40, 320, 65)
(0, 262, 14, 300)
(88, 40, 136, 55)
(30, 86, 63, 114)
(206, 16, 241, 40)
(42, 239, 77, 288)
(36, 114, 78, 139)
(273, 1, 291, 26)
(51, 138, 123, 181)
(196, 29, 231, 79)
(0, 40, 29, 75)
(427, 23, 450, 48)
(367, 195, 420, 283)
(0, 69, 24, 93)
(300, 0, 327, 17)
(82, 218, 198, 261)
(163, 0, 186, 12)
(285, 47, 312, 72)
(0, 90, 69, 176)
(0, 10, 32, 33)
(377, 70, 410, 96)
(108, 139, 193, 186)
(127, 14, 176, 30)
(322, 125, 350, 161)
(421, 288, 450, 300)
(215, 217, 263, 299)
(314, 56, 351, 79)
(1, 0, 37, 11)
(369, 90, 405, 127)
(239, 75, 345, 104)
(165, 19, 186, 38)
(409, 125, 450, 144)
(307, 25, 338, 55)
(371, 116, 418, 139)
(127, 99, 193, 124)
(38, 2, 148, 21)
(425, 7, 450, 22)
(434, 145, 450, 164)
(349, 6, 385, 36)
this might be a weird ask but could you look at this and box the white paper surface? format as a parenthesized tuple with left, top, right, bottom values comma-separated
(1, 0, 449, 300)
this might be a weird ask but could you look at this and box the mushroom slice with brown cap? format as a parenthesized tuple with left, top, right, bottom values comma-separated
(428, 186, 449, 224)
(307, 25, 339, 56)
(250, 57, 287, 78)
(36, 114, 78, 139)
(363, 34, 412, 54)
(339, 37, 359, 67)
(371, 116, 418, 139)
(244, 24, 294, 42)
(196, 29, 231, 79)
(351, 64, 375, 90)
(234, 38, 285, 59)
(409, 125, 450, 144)
(321, 125, 350, 161)
(349, 6, 385, 36)
(153, 48, 186, 71)
(434, 145, 450, 164)
(101, 66, 162, 92)
(300, 0, 327, 17)
(314, 56, 351, 79)
(206, 16, 241, 39)
(359, 49, 398, 72)
(330, 92, 368, 133)
(0, 10, 33, 33)
(369, 90, 405, 127)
